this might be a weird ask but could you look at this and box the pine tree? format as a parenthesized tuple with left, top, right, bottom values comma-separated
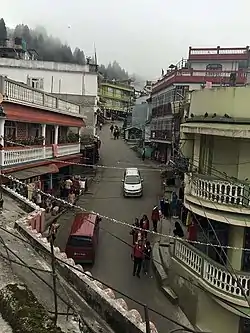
(0, 18, 7, 45)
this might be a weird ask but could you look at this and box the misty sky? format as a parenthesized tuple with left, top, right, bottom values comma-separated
(1, 0, 250, 80)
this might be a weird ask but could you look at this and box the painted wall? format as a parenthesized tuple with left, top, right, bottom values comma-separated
(189, 86, 250, 119)
(188, 61, 239, 71)
(0, 58, 98, 97)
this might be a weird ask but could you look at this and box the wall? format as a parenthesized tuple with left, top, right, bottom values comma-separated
(188, 61, 239, 71)
(189, 86, 250, 119)
(211, 136, 239, 177)
(168, 258, 240, 333)
(0, 59, 98, 97)
(237, 139, 250, 180)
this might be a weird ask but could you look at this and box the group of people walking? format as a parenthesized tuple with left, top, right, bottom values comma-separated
(130, 207, 161, 278)
(110, 124, 120, 140)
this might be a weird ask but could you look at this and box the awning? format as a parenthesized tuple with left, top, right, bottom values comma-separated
(9, 163, 59, 180)
(181, 122, 250, 138)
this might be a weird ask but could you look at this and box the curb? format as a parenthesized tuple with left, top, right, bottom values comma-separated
(152, 242, 178, 306)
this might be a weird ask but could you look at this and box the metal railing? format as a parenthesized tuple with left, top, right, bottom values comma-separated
(1, 76, 80, 114)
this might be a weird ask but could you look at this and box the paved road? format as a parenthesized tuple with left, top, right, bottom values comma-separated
(76, 124, 190, 333)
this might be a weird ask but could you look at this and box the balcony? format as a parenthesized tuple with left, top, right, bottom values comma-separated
(173, 239, 250, 305)
(152, 69, 247, 94)
(3, 143, 80, 167)
(188, 174, 250, 209)
(100, 91, 131, 102)
(150, 130, 172, 142)
(1, 76, 80, 115)
(188, 46, 249, 61)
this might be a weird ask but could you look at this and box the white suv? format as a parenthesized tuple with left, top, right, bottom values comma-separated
(122, 168, 143, 197)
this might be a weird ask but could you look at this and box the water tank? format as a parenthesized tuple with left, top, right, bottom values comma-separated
(21, 39, 27, 51)
(14, 37, 22, 45)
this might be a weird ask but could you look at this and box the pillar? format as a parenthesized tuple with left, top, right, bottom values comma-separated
(0, 116, 5, 168)
(41, 124, 46, 159)
(54, 125, 59, 145)
(49, 173, 53, 191)
(193, 134, 201, 170)
(227, 225, 245, 270)
(78, 127, 81, 143)
(41, 124, 46, 145)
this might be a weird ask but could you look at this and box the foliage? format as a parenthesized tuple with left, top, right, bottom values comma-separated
(99, 61, 129, 81)
(1, 18, 129, 80)
(0, 18, 7, 42)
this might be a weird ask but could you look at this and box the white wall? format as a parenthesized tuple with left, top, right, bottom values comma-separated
(0, 58, 98, 97)
(189, 61, 239, 71)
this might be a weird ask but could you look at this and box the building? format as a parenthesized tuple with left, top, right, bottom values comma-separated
(0, 75, 84, 193)
(168, 86, 250, 333)
(0, 56, 99, 135)
(99, 79, 135, 118)
(150, 46, 249, 163)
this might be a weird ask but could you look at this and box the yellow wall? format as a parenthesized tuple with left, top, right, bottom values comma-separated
(196, 291, 239, 333)
(227, 225, 244, 270)
(190, 86, 250, 118)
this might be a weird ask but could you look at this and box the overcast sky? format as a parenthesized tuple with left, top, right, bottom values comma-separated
(1, 0, 249, 80)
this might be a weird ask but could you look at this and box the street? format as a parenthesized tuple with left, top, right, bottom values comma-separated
(59, 123, 190, 333)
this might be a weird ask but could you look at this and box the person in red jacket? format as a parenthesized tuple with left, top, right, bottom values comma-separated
(151, 206, 160, 232)
(132, 240, 144, 278)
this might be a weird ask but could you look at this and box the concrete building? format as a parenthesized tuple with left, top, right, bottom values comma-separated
(150, 46, 249, 163)
(0, 57, 99, 135)
(99, 79, 135, 117)
(168, 86, 250, 333)
(0, 75, 84, 192)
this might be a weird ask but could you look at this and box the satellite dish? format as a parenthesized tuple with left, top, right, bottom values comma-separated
(0, 93, 3, 104)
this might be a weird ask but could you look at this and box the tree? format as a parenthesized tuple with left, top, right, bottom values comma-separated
(73, 47, 85, 65)
(0, 18, 7, 44)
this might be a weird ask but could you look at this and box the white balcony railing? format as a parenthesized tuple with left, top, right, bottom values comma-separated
(2, 77, 80, 115)
(4, 143, 80, 167)
(173, 239, 250, 303)
(189, 175, 250, 207)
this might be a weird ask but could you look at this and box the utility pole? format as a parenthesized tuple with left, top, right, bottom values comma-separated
(144, 305, 150, 333)
(48, 222, 60, 327)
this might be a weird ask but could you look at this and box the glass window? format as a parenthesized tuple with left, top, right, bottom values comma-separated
(67, 236, 92, 247)
(206, 64, 222, 70)
(125, 175, 141, 184)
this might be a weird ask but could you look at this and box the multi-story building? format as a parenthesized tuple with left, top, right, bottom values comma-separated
(0, 55, 99, 135)
(99, 79, 135, 118)
(0, 75, 84, 193)
(168, 86, 250, 333)
(150, 46, 249, 163)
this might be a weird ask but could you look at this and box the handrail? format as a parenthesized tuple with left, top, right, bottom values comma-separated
(0, 76, 80, 114)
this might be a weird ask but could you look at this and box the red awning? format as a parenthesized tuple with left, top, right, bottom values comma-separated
(9, 163, 59, 180)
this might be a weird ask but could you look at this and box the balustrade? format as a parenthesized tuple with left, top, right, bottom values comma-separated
(174, 239, 250, 301)
(190, 175, 249, 207)
(3, 78, 80, 114)
(4, 143, 80, 166)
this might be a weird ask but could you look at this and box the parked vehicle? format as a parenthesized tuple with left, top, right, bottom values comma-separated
(65, 212, 101, 265)
(122, 168, 143, 197)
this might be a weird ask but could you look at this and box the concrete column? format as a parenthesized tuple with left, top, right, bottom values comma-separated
(227, 225, 245, 270)
(54, 125, 59, 145)
(41, 124, 46, 145)
(78, 127, 81, 143)
(193, 134, 201, 170)
(0, 117, 5, 168)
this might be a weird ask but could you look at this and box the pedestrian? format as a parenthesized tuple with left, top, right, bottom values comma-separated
(163, 199, 170, 218)
(142, 148, 145, 161)
(132, 239, 144, 278)
(130, 218, 140, 245)
(171, 191, 178, 218)
(99, 123, 103, 130)
(64, 177, 73, 198)
(68, 190, 76, 205)
(151, 206, 160, 232)
(140, 214, 149, 240)
(143, 241, 152, 275)
(110, 124, 114, 134)
(173, 221, 184, 238)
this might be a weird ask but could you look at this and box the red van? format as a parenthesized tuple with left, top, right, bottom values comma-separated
(65, 212, 101, 265)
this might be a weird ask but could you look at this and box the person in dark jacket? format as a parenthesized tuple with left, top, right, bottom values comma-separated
(173, 221, 184, 238)
(132, 240, 144, 278)
(143, 241, 152, 275)
(151, 206, 160, 232)
(140, 215, 149, 240)
(130, 218, 140, 245)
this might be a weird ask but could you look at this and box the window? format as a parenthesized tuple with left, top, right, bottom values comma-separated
(108, 87, 113, 93)
(4, 121, 16, 138)
(27, 76, 44, 90)
(206, 64, 222, 71)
